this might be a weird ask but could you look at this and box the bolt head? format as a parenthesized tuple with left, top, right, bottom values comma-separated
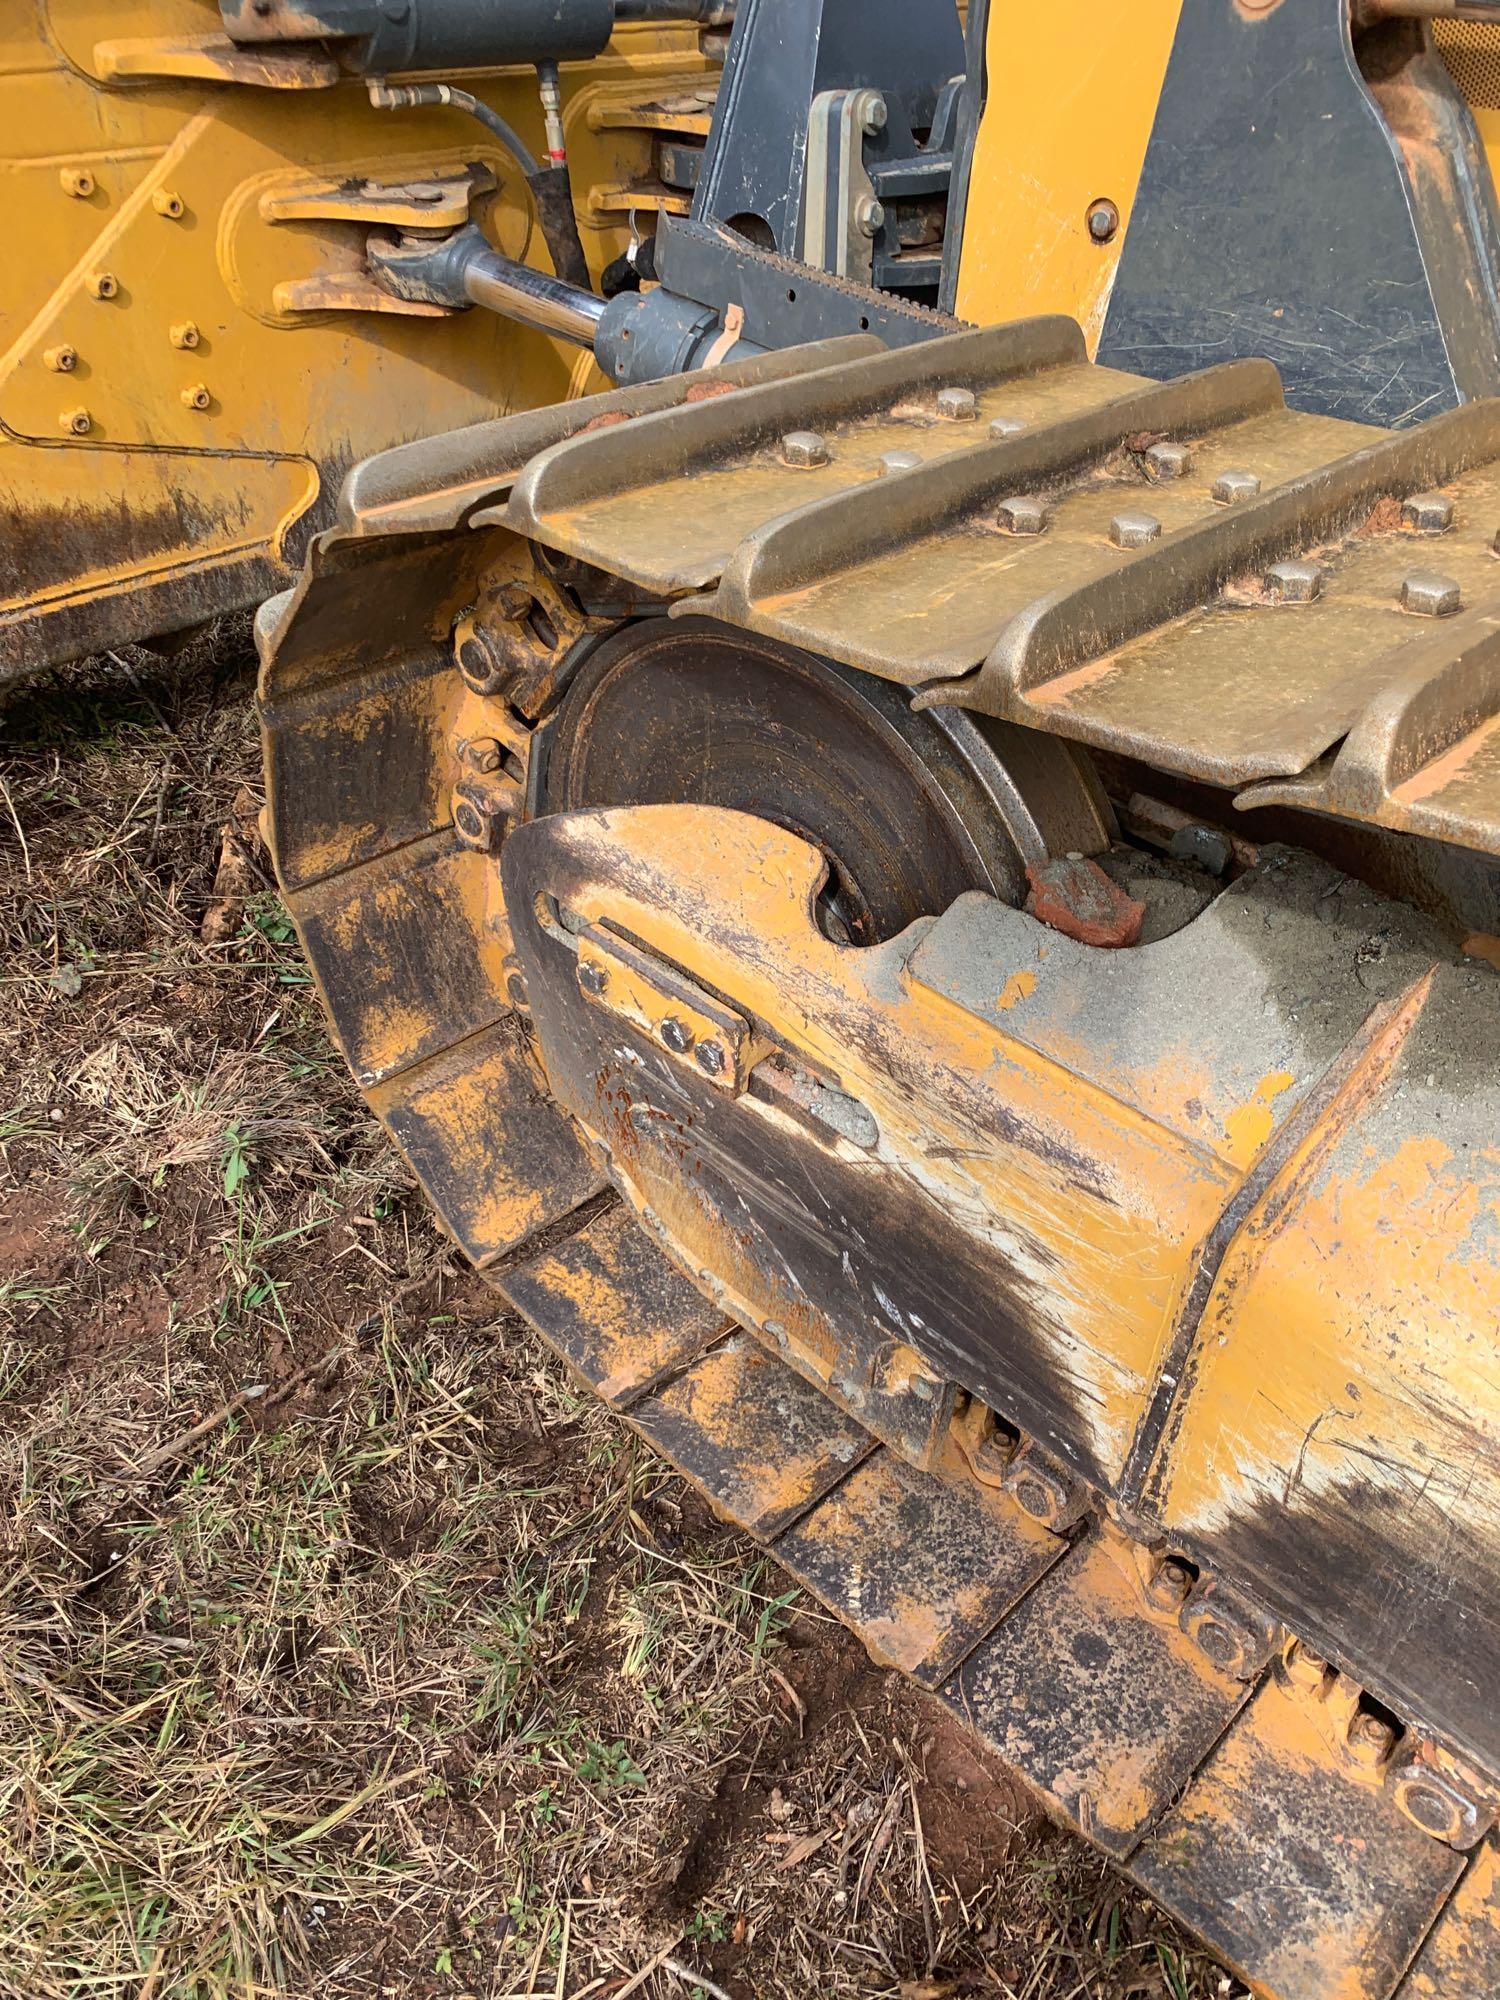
(859, 93, 887, 135)
(781, 429, 830, 469)
(60, 408, 91, 436)
(153, 189, 185, 219)
(935, 385, 978, 422)
(1400, 569, 1462, 617)
(1213, 468, 1261, 504)
(1402, 490, 1454, 534)
(44, 346, 77, 374)
(878, 449, 921, 476)
(61, 168, 95, 199)
(505, 971, 530, 1012)
(181, 384, 211, 412)
(1347, 1711, 1397, 1769)
(1191, 1613, 1248, 1676)
(466, 737, 505, 776)
(988, 415, 1025, 439)
(1145, 1556, 1196, 1610)
(86, 271, 119, 300)
(660, 1016, 693, 1054)
(1282, 1639, 1331, 1692)
(576, 959, 608, 997)
(695, 1040, 726, 1076)
(170, 321, 200, 351)
(1109, 509, 1161, 549)
(1086, 198, 1119, 243)
(1265, 559, 1324, 604)
(995, 494, 1047, 536)
(855, 195, 885, 236)
(1143, 440, 1192, 480)
(1011, 1475, 1055, 1522)
(1392, 1768, 1480, 1846)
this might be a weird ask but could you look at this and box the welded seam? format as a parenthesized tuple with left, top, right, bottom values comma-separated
(1118, 967, 1438, 1511)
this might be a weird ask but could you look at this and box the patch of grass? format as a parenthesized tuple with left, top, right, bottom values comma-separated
(0, 633, 1242, 1999)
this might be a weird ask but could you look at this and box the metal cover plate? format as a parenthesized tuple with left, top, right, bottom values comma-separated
(1133, 1679, 1464, 2000)
(627, 1332, 875, 1537)
(369, 1020, 603, 1268)
(499, 1204, 729, 1407)
(775, 1448, 1065, 1686)
(1403, 1839, 1500, 2000)
(947, 1526, 1249, 1856)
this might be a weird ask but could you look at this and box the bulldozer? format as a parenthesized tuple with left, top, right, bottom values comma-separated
(169, 0, 1500, 1992)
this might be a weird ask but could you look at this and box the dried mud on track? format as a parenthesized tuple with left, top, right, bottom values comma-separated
(0, 630, 1238, 1999)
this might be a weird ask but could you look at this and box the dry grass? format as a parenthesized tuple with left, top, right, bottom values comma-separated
(0, 631, 1241, 1999)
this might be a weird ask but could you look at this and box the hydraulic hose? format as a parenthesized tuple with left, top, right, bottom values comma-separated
(366, 81, 592, 289)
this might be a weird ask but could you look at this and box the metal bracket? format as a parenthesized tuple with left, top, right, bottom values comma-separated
(802, 87, 887, 282)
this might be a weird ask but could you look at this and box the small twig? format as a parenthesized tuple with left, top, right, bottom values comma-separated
(663, 1958, 734, 2000)
(104, 1342, 342, 1484)
(607, 1935, 683, 2000)
(0, 774, 32, 883)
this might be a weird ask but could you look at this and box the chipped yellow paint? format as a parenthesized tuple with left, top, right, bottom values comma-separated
(1222, 1068, 1295, 1168)
(995, 967, 1037, 1011)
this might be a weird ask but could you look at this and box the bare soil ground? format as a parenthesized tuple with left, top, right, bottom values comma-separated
(0, 631, 1240, 1999)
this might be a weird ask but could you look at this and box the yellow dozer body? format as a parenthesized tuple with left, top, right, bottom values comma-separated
(1, 0, 718, 679)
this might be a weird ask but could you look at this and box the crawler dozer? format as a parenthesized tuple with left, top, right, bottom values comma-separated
(258, 3, 1500, 1994)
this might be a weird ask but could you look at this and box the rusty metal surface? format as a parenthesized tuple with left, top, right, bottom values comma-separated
(499, 1202, 729, 1407)
(627, 1333, 875, 1537)
(1134, 1678, 1465, 2000)
(368, 1021, 603, 1269)
(1402, 1838, 1500, 1999)
(775, 1447, 1065, 1686)
(540, 616, 1106, 936)
(499, 329, 1500, 858)
(336, 335, 880, 541)
(949, 1526, 1252, 1856)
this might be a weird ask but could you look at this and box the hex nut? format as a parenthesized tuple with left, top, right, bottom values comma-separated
(1144, 440, 1192, 479)
(576, 959, 608, 997)
(86, 271, 119, 300)
(995, 493, 1047, 536)
(170, 321, 200, 350)
(781, 429, 830, 469)
(43, 346, 77, 374)
(181, 383, 211, 411)
(1144, 1556, 1196, 1612)
(860, 94, 887, 135)
(1265, 559, 1324, 604)
(60, 168, 95, 199)
(935, 385, 978, 422)
(60, 408, 91, 436)
(1400, 570, 1462, 617)
(988, 415, 1025, 439)
(1109, 509, 1161, 549)
(1402, 490, 1454, 534)
(659, 1017, 693, 1054)
(695, 1040, 727, 1076)
(855, 195, 885, 236)
(153, 189, 185, 219)
(466, 737, 505, 776)
(1346, 1710, 1398, 1770)
(1282, 1639, 1332, 1692)
(878, 449, 922, 476)
(1183, 1604, 1255, 1678)
(1213, 468, 1261, 504)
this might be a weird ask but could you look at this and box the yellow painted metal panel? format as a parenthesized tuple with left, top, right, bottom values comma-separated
(956, 1, 1184, 349)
